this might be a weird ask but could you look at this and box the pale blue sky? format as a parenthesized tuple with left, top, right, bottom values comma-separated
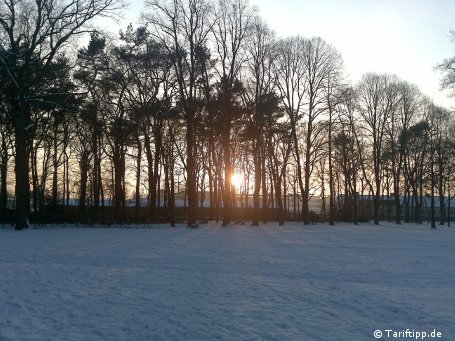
(252, 0, 455, 107)
(106, 0, 455, 107)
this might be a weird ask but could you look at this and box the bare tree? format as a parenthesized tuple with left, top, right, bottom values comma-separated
(275, 36, 342, 224)
(145, 0, 213, 226)
(300, 37, 342, 224)
(357, 73, 400, 224)
(324, 74, 344, 225)
(243, 17, 275, 225)
(428, 105, 452, 226)
(385, 81, 422, 224)
(274, 36, 307, 221)
(210, 0, 253, 225)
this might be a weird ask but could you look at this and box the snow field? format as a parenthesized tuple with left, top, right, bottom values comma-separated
(0, 222, 454, 340)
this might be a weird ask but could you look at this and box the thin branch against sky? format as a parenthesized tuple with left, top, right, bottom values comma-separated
(104, 0, 454, 108)
(249, 0, 455, 108)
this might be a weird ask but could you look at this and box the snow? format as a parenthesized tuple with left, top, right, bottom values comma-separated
(0, 222, 454, 340)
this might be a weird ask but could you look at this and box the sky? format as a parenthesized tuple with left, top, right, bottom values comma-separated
(107, 0, 455, 108)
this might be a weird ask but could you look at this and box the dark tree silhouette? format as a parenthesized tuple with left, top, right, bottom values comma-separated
(0, 0, 453, 227)
(145, 0, 212, 227)
(0, 0, 124, 229)
(357, 74, 400, 225)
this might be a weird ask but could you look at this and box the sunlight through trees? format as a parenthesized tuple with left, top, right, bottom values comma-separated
(0, 0, 454, 227)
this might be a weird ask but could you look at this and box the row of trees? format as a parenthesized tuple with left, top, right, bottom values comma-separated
(1, 0, 454, 229)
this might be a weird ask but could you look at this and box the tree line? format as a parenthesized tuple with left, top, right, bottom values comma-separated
(1, 0, 454, 229)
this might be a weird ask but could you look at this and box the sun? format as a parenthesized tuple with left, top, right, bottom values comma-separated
(231, 173, 243, 189)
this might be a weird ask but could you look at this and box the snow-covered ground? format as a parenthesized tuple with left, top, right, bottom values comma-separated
(0, 222, 454, 340)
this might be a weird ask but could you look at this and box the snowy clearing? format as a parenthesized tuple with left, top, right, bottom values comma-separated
(0, 222, 454, 340)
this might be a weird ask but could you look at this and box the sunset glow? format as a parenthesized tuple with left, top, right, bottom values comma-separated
(231, 173, 243, 190)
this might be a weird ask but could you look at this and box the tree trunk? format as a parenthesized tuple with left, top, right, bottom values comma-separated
(252, 139, 261, 226)
(353, 170, 358, 225)
(431, 159, 436, 228)
(222, 127, 232, 226)
(290, 118, 305, 222)
(438, 158, 445, 225)
(150, 123, 162, 221)
(393, 161, 401, 224)
(169, 139, 175, 227)
(328, 118, 334, 225)
(144, 132, 155, 220)
(186, 115, 197, 226)
(374, 166, 381, 225)
(303, 143, 311, 225)
(113, 145, 126, 223)
(78, 152, 89, 218)
(92, 129, 101, 222)
(261, 144, 267, 223)
(52, 138, 58, 209)
(15, 93, 30, 230)
(0, 154, 7, 217)
(393, 192, 401, 224)
(275, 177, 284, 225)
(135, 137, 142, 221)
